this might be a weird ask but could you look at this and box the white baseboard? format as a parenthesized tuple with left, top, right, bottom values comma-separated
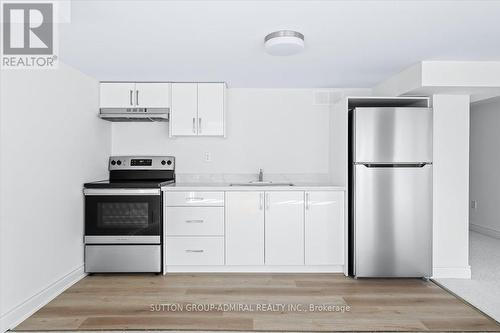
(470, 223, 500, 239)
(166, 265, 344, 273)
(0, 265, 86, 333)
(432, 266, 471, 279)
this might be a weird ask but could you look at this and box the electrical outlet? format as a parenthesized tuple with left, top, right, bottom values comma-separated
(471, 200, 478, 210)
(204, 152, 212, 162)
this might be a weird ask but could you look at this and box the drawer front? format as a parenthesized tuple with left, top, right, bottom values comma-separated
(166, 192, 224, 207)
(167, 207, 224, 236)
(166, 237, 224, 265)
(85, 245, 161, 273)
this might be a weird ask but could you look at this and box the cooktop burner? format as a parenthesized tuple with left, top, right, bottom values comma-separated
(84, 156, 175, 189)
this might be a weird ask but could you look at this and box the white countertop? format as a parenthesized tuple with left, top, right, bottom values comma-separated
(161, 183, 346, 191)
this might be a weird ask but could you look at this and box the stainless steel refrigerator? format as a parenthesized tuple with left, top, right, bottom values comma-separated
(349, 107, 433, 278)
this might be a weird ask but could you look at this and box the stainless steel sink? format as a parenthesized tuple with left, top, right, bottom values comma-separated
(230, 181, 294, 186)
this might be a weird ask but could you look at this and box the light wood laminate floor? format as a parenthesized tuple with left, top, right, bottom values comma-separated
(15, 273, 500, 332)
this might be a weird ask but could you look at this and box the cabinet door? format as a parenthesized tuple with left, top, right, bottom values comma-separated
(197, 83, 225, 136)
(135, 83, 171, 108)
(170, 83, 198, 136)
(305, 191, 344, 265)
(265, 191, 304, 265)
(100, 82, 135, 108)
(225, 192, 265, 265)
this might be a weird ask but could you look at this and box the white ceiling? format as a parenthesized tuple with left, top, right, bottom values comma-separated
(60, 0, 500, 88)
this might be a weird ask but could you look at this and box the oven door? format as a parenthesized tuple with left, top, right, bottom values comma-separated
(84, 189, 161, 244)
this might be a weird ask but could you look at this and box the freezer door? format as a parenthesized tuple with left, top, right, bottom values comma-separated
(354, 164, 432, 277)
(354, 107, 432, 163)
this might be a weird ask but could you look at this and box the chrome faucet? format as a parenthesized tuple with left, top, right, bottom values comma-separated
(258, 169, 264, 182)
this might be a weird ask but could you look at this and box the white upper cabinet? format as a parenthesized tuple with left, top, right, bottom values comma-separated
(170, 82, 226, 137)
(305, 191, 345, 265)
(197, 83, 225, 136)
(170, 83, 198, 136)
(265, 191, 304, 265)
(225, 192, 265, 265)
(134, 83, 171, 108)
(99, 82, 170, 108)
(100, 82, 135, 108)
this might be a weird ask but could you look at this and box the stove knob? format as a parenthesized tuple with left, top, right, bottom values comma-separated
(167, 160, 172, 165)
(116, 160, 122, 166)
(161, 160, 166, 165)
(111, 160, 116, 166)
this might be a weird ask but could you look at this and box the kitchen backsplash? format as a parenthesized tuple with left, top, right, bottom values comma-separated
(175, 173, 330, 184)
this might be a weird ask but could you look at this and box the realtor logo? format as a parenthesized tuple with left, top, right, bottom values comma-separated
(1, 2, 58, 69)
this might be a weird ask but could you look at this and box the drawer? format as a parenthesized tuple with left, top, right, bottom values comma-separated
(166, 191, 224, 207)
(166, 237, 224, 265)
(167, 207, 224, 236)
(85, 245, 161, 273)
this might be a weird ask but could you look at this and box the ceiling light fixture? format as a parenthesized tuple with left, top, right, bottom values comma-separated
(264, 30, 304, 56)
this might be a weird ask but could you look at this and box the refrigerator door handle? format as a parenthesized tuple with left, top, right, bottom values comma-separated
(358, 163, 431, 168)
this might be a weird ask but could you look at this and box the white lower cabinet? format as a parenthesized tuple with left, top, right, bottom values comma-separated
(265, 191, 305, 265)
(167, 207, 224, 236)
(165, 189, 345, 271)
(167, 237, 224, 265)
(305, 191, 345, 265)
(166, 191, 225, 267)
(225, 192, 265, 265)
(166, 191, 224, 207)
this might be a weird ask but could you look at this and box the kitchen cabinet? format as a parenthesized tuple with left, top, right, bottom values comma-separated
(100, 82, 135, 108)
(167, 236, 224, 266)
(305, 191, 344, 265)
(197, 83, 225, 136)
(99, 82, 170, 108)
(165, 191, 225, 267)
(134, 83, 171, 108)
(165, 188, 345, 272)
(170, 82, 225, 137)
(170, 83, 198, 135)
(265, 191, 304, 265)
(166, 191, 224, 207)
(167, 207, 224, 236)
(225, 192, 265, 265)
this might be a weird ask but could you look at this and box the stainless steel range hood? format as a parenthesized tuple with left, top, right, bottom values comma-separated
(99, 108, 169, 122)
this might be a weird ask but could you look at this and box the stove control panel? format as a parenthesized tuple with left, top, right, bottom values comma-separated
(109, 156, 175, 171)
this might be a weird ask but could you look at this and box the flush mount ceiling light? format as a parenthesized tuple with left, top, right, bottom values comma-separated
(264, 30, 304, 56)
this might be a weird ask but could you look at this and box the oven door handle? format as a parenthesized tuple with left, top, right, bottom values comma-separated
(84, 236, 160, 244)
(83, 188, 161, 196)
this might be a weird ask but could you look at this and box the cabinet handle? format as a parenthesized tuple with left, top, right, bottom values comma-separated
(185, 219, 204, 223)
(192, 117, 196, 133)
(198, 118, 202, 133)
(129, 90, 133, 105)
(185, 249, 204, 253)
(259, 193, 264, 210)
(136, 90, 139, 106)
(265, 193, 270, 210)
(305, 192, 310, 210)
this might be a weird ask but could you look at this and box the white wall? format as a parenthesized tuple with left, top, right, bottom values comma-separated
(0, 63, 110, 331)
(432, 94, 471, 278)
(470, 97, 500, 238)
(112, 89, 343, 182)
